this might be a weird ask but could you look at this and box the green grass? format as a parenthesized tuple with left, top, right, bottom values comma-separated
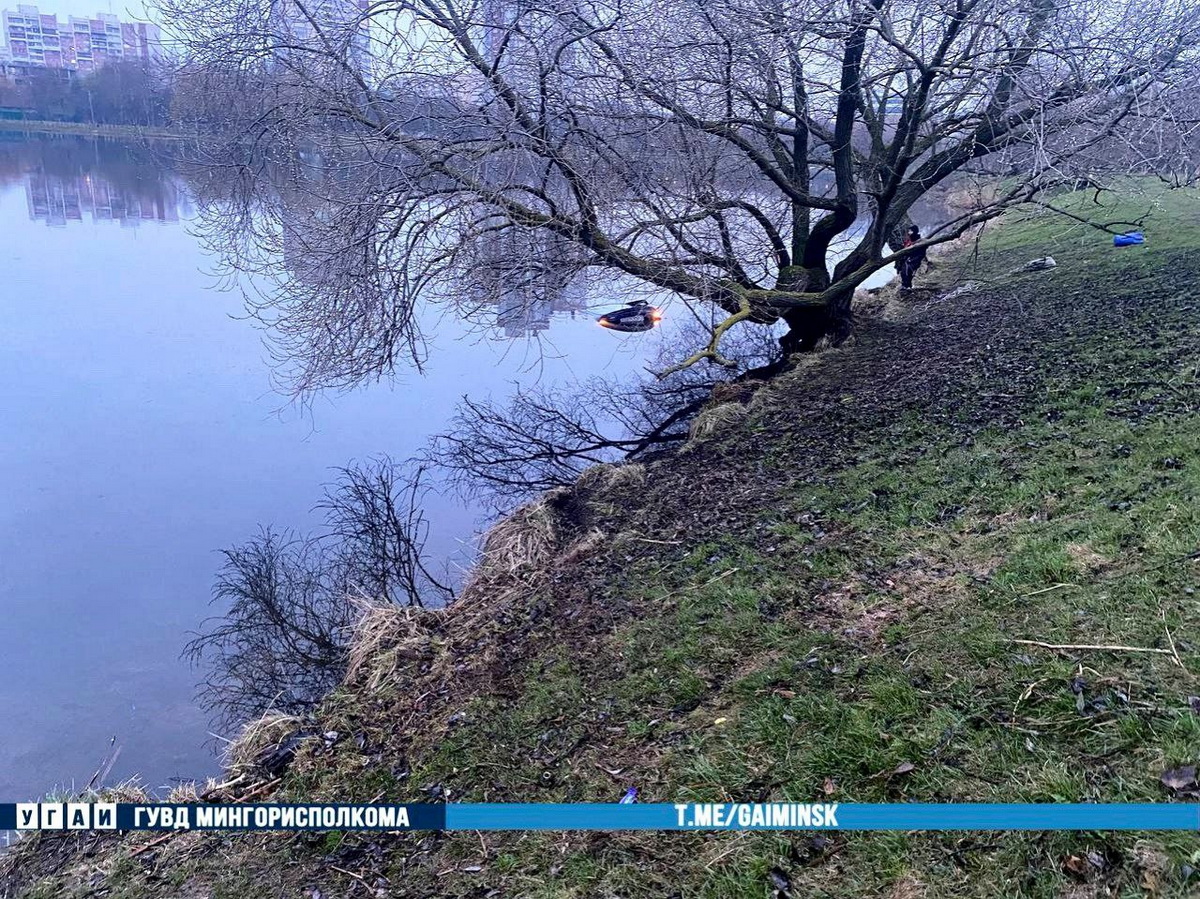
(366, 397, 1200, 894)
(983, 179, 1200, 252)
(364, 182, 1200, 896)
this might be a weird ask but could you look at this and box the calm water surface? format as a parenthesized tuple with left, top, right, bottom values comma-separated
(0, 137, 675, 802)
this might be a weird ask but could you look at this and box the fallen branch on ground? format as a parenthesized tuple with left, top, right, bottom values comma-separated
(129, 833, 174, 857)
(1161, 607, 1187, 670)
(1022, 583, 1079, 597)
(1011, 639, 1174, 656)
(129, 777, 283, 857)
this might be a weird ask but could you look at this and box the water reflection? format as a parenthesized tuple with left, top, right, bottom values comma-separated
(175, 139, 621, 398)
(0, 135, 864, 802)
(0, 136, 189, 226)
(25, 169, 181, 226)
(173, 138, 893, 384)
(480, 230, 590, 338)
(0, 135, 675, 805)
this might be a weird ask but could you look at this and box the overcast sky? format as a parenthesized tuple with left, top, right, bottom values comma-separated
(3, 0, 156, 23)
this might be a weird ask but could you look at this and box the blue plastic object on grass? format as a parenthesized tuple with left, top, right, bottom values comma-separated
(619, 787, 638, 804)
(1113, 232, 1145, 247)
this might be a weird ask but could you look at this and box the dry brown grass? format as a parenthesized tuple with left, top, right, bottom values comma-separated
(746, 348, 842, 415)
(224, 713, 306, 774)
(688, 401, 750, 441)
(1065, 542, 1111, 575)
(0, 779, 151, 897)
(889, 873, 929, 899)
(709, 381, 759, 405)
(164, 778, 221, 804)
(559, 528, 606, 567)
(854, 283, 909, 322)
(344, 601, 443, 694)
(576, 462, 646, 493)
(336, 492, 589, 700)
(457, 491, 566, 606)
(90, 779, 147, 804)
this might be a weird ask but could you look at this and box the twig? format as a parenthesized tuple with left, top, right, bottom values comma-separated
(704, 833, 748, 869)
(1013, 677, 1052, 719)
(199, 773, 248, 801)
(592, 762, 625, 781)
(1011, 639, 1173, 656)
(330, 865, 367, 882)
(234, 778, 281, 803)
(129, 832, 174, 857)
(120, 777, 283, 862)
(655, 292, 756, 378)
(659, 568, 740, 603)
(1161, 608, 1186, 670)
(1022, 583, 1080, 597)
(1026, 198, 1146, 235)
(85, 737, 121, 792)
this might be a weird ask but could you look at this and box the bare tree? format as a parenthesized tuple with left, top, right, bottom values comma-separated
(184, 529, 356, 732)
(317, 458, 455, 606)
(432, 385, 667, 502)
(160, 0, 1200, 387)
(431, 319, 780, 505)
(187, 458, 449, 729)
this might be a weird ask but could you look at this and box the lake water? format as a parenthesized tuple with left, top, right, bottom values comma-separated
(0, 136, 690, 802)
(0, 136, 894, 804)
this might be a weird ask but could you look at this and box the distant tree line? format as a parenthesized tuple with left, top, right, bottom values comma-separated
(0, 61, 172, 126)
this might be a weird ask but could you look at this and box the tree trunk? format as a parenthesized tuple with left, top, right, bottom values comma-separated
(779, 305, 828, 354)
(779, 283, 856, 355)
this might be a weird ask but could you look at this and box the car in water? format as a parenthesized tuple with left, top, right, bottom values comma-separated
(596, 300, 663, 333)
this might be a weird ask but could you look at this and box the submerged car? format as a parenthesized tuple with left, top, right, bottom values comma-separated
(597, 300, 663, 333)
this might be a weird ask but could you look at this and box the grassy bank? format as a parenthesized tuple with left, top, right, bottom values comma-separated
(4, 183, 1200, 898)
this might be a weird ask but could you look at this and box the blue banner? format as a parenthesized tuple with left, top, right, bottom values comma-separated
(448, 803, 1200, 831)
(3, 802, 1198, 832)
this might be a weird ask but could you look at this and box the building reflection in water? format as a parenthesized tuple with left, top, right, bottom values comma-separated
(25, 169, 181, 226)
(0, 136, 186, 226)
(265, 145, 590, 341)
(478, 229, 590, 338)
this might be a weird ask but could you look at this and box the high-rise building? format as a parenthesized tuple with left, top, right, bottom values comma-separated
(476, 228, 589, 338)
(476, 0, 580, 98)
(0, 5, 161, 77)
(268, 0, 369, 72)
(481, 0, 562, 59)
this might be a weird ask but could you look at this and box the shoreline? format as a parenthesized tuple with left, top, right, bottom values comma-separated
(0, 120, 193, 141)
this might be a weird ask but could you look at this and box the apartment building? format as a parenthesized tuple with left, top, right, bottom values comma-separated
(268, 0, 369, 70)
(26, 169, 181, 226)
(0, 5, 162, 76)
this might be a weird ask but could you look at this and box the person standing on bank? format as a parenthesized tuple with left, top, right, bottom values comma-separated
(896, 225, 928, 289)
